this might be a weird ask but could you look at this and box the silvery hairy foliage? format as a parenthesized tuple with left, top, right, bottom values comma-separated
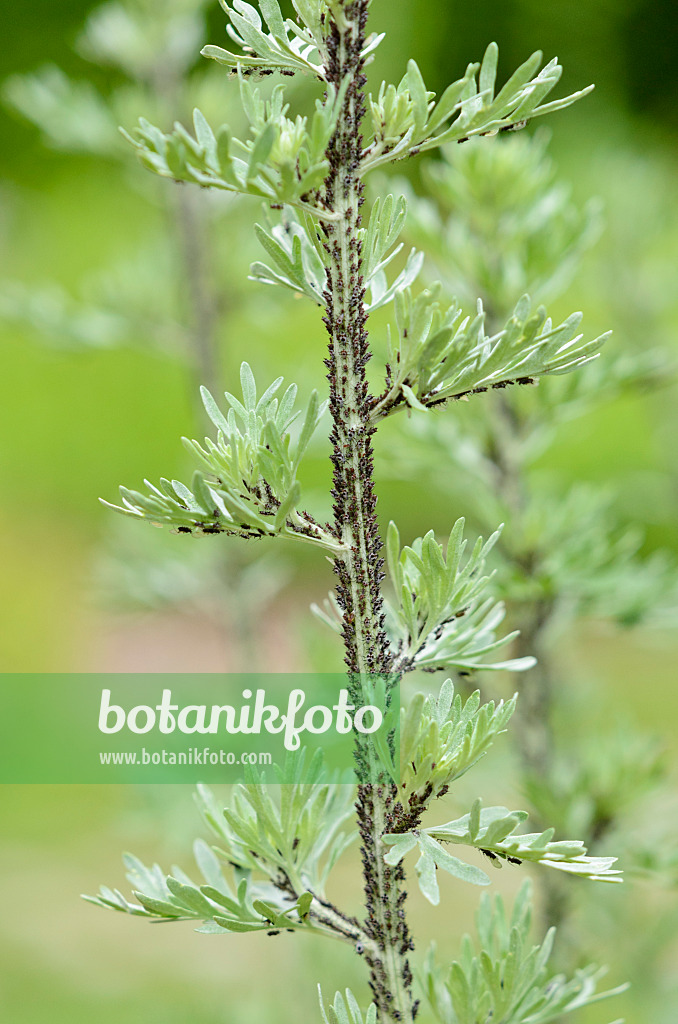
(385, 123, 678, 988)
(77, 2, 637, 1021)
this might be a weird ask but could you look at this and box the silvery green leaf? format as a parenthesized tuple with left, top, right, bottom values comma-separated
(397, 680, 517, 809)
(361, 46, 593, 173)
(104, 366, 341, 553)
(385, 518, 527, 673)
(122, 81, 345, 219)
(371, 292, 608, 423)
(425, 800, 623, 882)
(366, 249, 424, 312)
(415, 849, 441, 904)
(319, 987, 378, 1024)
(383, 832, 419, 866)
(423, 881, 628, 1024)
(203, 0, 325, 78)
(251, 210, 326, 303)
(361, 194, 408, 281)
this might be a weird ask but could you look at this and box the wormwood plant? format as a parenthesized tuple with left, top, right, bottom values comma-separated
(86, 2, 628, 1020)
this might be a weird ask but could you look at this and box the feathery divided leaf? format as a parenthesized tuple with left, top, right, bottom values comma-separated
(194, 751, 356, 897)
(102, 362, 339, 552)
(84, 753, 356, 937)
(250, 206, 327, 302)
(384, 831, 490, 906)
(384, 798, 622, 902)
(371, 291, 609, 422)
(361, 194, 409, 281)
(384, 519, 534, 673)
(83, 841, 317, 933)
(398, 679, 517, 809)
(362, 44, 593, 172)
(422, 881, 628, 1023)
(122, 77, 346, 217)
(202, 0, 327, 78)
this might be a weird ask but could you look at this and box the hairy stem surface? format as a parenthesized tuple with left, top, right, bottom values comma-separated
(321, 3, 415, 1019)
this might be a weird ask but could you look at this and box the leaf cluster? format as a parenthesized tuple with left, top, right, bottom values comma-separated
(195, 755, 355, 898)
(85, 753, 357, 939)
(421, 881, 627, 1024)
(384, 518, 533, 672)
(371, 290, 608, 422)
(102, 361, 340, 551)
(123, 77, 345, 215)
(319, 988, 377, 1024)
(398, 679, 516, 808)
(385, 828, 491, 905)
(250, 193, 421, 311)
(384, 800, 621, 906)
(84, 842, 316, 934)
(250, 205, 327, 302)
(426, 800, 622, 878)
(202, 0, 328, 77)
(362, 44, 593, 172)
(201, 0, 384, 79)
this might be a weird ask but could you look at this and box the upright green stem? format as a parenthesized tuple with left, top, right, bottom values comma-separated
(171, 185, 222, 411)
(153, 59, 222, 417)
(321, 3, 415, 1019)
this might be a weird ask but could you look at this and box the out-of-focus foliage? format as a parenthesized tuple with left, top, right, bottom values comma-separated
(1, 0, 257, 362)
(421, 881, 627, 1024)
(396, 129, 601, 313)
(1, 0, 313, 651)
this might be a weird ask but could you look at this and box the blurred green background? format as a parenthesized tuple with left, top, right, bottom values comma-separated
(1, 1, 677, 1021)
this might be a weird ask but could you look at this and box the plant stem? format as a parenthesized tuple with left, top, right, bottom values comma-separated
(321, 3, 415, 1019)
(487, 395, 569, 933)
(171, 184, 222, 411)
